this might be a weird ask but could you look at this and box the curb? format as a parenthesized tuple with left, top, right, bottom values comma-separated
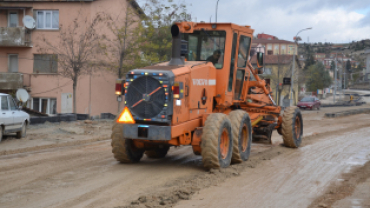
(325, 108, 370, 118)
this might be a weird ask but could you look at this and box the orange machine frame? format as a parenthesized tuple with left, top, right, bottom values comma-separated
(125, 22, 281, 152)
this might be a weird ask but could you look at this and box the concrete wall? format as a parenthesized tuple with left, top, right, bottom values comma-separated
(0, 73, 23, 89)
(0, 27, 31, 47)
(0, 0, 137, 116)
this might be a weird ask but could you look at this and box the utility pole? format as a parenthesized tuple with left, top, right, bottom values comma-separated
(334, 53, 337, 103)
(290, 27, 312, 106)
(215, 0, 220, 23)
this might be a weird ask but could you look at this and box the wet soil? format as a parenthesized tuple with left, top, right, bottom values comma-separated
(309, 160, 370, 208)
(0, 107, 370, 208)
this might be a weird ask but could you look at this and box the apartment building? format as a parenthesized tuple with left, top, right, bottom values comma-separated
(0, 0, 142, 116)
(252, 39, 298, 56)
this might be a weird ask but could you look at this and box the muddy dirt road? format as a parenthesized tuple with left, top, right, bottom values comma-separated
(0, 106, 370, 208)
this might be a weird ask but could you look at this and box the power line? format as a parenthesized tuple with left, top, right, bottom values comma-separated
(31, 80, 72, 95)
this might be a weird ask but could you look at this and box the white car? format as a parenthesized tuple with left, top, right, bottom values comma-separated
(0, 93, 30, 142)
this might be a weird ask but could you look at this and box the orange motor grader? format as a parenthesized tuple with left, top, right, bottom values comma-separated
(112, 22, 303, 169)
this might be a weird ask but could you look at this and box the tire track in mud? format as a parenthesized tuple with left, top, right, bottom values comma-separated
(0, 136, 109, 156)
(116, 123, 370, 208)
(0, 142, 112, 197)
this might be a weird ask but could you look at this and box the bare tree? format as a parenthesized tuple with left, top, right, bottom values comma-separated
(38, 13, 104, 113)
(102, 0, 143, 79)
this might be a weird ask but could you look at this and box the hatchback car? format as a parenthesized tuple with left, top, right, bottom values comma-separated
(0, 93, 30, 142)
(297, 96, 321, 110)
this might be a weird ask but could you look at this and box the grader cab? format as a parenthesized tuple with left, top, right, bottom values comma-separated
(111, 22, 303, 169)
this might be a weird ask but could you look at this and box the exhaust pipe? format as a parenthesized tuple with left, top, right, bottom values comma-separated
(168, 24, 185, 66)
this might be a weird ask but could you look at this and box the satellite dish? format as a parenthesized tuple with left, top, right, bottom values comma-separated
(23, 15, 36, 29)
(16, 88, 30, 103)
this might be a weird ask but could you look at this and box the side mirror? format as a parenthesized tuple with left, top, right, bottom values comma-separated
(258, 68, 264, 74)
(256, 52, 264, 74)
(256, 52, 264, 68)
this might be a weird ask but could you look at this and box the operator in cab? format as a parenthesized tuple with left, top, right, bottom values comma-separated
(206, 50, 221, 65)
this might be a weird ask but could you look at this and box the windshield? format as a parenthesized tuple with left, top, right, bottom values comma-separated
(300, 97, 314, 102)
(183, 30, 226, 69)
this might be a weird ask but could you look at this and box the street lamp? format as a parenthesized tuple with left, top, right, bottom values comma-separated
(216, 0, 220, 23)
(290, 27, 312, 106)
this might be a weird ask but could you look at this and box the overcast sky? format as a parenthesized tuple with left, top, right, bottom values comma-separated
(139, 0, 370, 44)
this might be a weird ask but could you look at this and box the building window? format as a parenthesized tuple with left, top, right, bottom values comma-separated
(32, 98, 57, 114)
(274, 44, 279, 55)
(36, 10, 59, 29)
(33, 54, 58, 73)
(8, 54, 18, 72)
(267, 44, 273, 55)
(8, 11, 18, 27)
(288, 45, 294, 54)
(281, 45, 286, 54)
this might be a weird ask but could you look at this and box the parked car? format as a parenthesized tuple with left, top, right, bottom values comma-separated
(297, 96, 321, 110)
(0, 93, 30, 142)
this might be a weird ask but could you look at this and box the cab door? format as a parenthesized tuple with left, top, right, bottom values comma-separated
(233, 34, 252, 100)
(8, 95, 22, 129)
(0, 95, 14, 132)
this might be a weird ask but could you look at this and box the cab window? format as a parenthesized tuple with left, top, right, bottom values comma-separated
(228, 33, 238, 92)
(237, 35, 251, 68)
(234, 69, 245, 100)
(183, 30, 226, 69)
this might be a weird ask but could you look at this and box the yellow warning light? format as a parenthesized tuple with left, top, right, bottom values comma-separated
(118, 107, 135, 124)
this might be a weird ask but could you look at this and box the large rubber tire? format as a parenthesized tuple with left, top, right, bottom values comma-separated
(228, 110, 252, 163)
(111, 123, 144, 163)
(16, 122, 27, 139)
(281, 107, 303, 148)
(145, 146, 170, 159)
(201, 113, 233, 169)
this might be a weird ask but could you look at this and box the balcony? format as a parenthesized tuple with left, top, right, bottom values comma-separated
(0, 27, 32, 47)
(0, 73, 31, 90)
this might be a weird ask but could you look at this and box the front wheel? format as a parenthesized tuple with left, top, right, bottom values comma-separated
(16, 122, 27, 139)
(281, 107, 303, 148)
(201, 113, 233, 169)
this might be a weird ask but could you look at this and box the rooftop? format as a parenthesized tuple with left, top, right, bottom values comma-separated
(252, 39, 296, 45)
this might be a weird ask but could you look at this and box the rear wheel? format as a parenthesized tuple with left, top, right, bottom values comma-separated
(281, 107, 303, 148)
(145, 146, 170, 159)
(201, 113, 233, 169)
(228, 110, 252, 163)
(111, 123, 144, 163)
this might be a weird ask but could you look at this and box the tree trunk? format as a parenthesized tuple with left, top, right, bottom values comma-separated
(73, 77, 77, 113)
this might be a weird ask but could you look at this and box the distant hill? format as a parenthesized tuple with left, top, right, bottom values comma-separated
(298, 39, 370, 57)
